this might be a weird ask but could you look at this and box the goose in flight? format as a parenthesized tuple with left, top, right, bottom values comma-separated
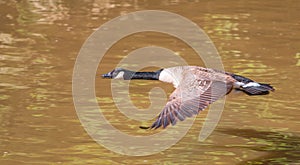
(102, 66, 274, 129)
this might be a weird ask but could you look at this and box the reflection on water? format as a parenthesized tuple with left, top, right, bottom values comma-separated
(1, 0, 300, 164)
(203, 13, 250, 41)
(219, 128, 300, 164)
(296, 53, 300, 66)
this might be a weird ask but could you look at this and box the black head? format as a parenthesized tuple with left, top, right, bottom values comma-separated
(101, 68, 132, 79)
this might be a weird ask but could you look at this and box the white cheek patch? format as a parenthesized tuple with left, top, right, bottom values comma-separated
(115, 71, 125, 79)
(243, 82, 260, 88)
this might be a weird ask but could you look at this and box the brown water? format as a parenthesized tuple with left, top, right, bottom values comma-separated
(1, 0, 300, 164)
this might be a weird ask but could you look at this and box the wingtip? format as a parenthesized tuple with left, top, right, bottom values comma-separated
(139, 126, 150, 129)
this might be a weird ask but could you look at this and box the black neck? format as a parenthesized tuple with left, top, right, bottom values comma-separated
(124, 69, 163, 80)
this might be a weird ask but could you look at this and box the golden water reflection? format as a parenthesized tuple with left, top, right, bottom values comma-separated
(1, 0, 300, 164)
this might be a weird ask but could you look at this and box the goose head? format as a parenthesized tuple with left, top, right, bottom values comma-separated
(101, 68, 133, 80)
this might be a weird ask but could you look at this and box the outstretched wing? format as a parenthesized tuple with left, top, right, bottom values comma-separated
(150, 80, 233, 129)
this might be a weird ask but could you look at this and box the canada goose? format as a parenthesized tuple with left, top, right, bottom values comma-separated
(102, 66, 274, 129)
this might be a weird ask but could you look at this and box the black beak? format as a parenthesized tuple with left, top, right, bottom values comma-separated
(101, 72, 112, 79)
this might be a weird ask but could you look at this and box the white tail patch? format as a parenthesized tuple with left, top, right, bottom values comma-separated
(233, 82, 245, 88)
(242, 82, 260, 88)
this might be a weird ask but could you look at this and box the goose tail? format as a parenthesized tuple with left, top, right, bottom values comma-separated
(229, 73, 275, 95)
(242, 83, 274, 95)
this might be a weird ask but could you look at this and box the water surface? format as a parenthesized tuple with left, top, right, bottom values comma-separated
(1, 0, 299, 164)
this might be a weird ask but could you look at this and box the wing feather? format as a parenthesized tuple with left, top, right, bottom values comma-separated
(150, 80, 233, 129)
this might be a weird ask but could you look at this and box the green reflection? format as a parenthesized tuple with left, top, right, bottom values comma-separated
(220, 129, 300, 164)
